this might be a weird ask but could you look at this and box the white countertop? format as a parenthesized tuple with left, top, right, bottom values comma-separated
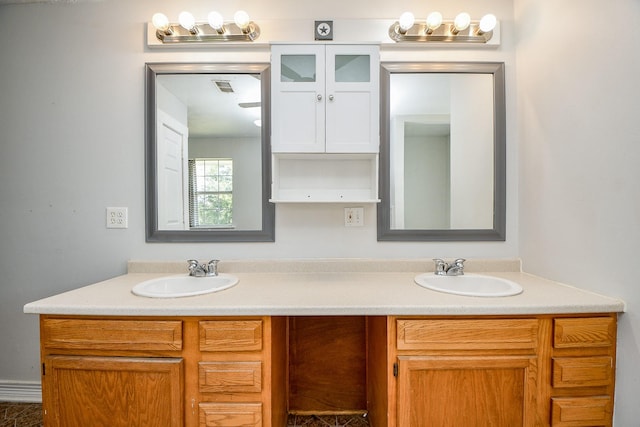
(23, 260, 625, 316)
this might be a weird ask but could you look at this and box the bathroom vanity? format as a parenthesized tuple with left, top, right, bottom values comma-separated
(25, 260, 624, 427)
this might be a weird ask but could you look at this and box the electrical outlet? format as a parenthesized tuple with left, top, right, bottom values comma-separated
(344, 207, 364, 227)
(106, 207, 128, 229)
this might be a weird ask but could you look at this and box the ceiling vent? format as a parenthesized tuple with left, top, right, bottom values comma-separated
(212, 80, 234, 93)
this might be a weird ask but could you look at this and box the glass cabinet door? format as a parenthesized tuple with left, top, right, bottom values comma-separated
(280, 55, 317, 82)
(325, 45, 379, 153)
(271, 44, 379, 154)
(334, 54, 371, 83)
(271, 45, 325, 153)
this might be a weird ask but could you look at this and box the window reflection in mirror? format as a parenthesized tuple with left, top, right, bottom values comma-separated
(146, 63, 275, 242)
(378, 62, 505, 241)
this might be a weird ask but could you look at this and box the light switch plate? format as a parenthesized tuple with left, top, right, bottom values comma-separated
(344, 207, 364, 227)
(106, 207, 128, 229)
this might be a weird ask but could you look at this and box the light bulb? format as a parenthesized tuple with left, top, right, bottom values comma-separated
(151, 13, 170, 32)
(479, 14, 497, 33)
(208, 11, 224, 31)
(398, 11, 415, 32)
(178, 11, 197, 33)
(453, 12, 471, 33)
(425, 11, 442, 32)
(234, 10, 251, 30)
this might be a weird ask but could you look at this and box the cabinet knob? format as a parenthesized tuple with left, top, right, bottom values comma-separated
(329, 94, 334, 101)
(317, 94, 322, 101)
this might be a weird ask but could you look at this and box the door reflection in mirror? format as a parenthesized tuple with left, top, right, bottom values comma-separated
(390, 73, 494, 230)
(156, 73, 262, 231)
(378, 62, 505, 241)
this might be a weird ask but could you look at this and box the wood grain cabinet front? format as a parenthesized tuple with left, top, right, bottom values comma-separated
(551, 397, 612, 427)
(196, 317, 286, 427)
(39, 316, 286, 427)
(198, 361, 262, 394)
(43, 355, 183, 427)
(396, 354, 538, 427)
(39, 313, 617, 427)
(552, 356, 613, 388)
(367, 315, 618, 427)
(550, 316, 616, 427)
(199, 402, 262, 427)
(396, 318, 539, 351)
(553, 317, 615, 349)
(40, 317, 185, 427)
(42, 317, 183, 351)
(199, 320, 263, 352)
(392, 318, 541, 427)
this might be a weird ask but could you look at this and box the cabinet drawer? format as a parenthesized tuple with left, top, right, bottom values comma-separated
(199, 320, 263, 352)
(42, 318, 182, 351)
(551, 397, 612, 427)
(554, 317, 615, 349)
(199, 361, 262, 393)
(553, 357, 613, 388)
(396, 319, 539, 351)
(199, 402, 262, 427)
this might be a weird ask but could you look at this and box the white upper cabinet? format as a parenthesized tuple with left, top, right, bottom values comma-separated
(271, 44, 380, 153)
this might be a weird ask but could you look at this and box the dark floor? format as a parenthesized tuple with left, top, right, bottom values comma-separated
(0, 402, 42, 427)
(286, 413, 369, 427)
(0, 402, 369, 427)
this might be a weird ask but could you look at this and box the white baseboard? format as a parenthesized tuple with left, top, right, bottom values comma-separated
(0, 381, 42, 402)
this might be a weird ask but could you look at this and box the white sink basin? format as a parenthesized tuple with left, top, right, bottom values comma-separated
(414, 273, 523, 297)
(132, 274, 239, 298)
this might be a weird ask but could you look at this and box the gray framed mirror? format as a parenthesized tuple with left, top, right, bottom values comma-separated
(377, 62, 505, 241)
(145, 63, 275, 242)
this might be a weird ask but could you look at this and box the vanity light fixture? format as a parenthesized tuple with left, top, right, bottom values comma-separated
(208, 11, 225, 33)
(178, 11, 198, 34)
(398, 11, 416, 34)
(151, 13, 172, 36)
(151, 10, 260, 43)
(477, 14, 497, 35)
(451, 12, 471, 34)
(233, 10, 251, 33)
(389, 12, 497, 44)
(425, 12, 443, 34)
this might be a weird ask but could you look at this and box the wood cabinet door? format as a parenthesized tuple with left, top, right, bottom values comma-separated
(43, 355, 183, 427)
(397, 355, 537, 427)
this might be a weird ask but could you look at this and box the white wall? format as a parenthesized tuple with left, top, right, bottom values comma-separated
(0, 0, 518, 391)
(515, 0, 640, 424)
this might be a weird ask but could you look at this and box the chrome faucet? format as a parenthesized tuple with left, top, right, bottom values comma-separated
(187, 259, 219, 277)
(433, 258, 466, 276)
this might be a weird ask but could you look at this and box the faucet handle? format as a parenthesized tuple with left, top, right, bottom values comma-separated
(450, 258, 466, 276)
(453, 258, 466, 267)
(433, 258, 448, 275)
(206, 259, 220, 276)
(187, 259, 199, 271)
